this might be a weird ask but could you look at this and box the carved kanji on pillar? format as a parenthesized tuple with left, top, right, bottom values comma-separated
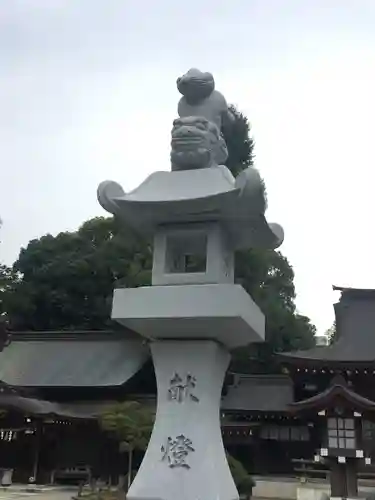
(167, 373, 199, 403)
(161, 435, 195, 469)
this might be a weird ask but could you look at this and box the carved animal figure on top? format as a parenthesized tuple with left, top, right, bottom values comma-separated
(170, 116, 228, 171)
(177, 68, 234, 133)
(172, 68, 234, 171)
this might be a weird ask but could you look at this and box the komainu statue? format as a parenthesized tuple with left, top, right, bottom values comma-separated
(171, 68, 234, 171)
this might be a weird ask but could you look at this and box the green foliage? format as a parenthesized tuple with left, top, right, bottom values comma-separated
(0, 265, 15, 319)
(99, 401, 154, 452)
(231, 248, 315, 373)
(3, 217, 152, 330)
(99, 401, 154, 490)
(227, 453, 255, 494)
(327, 321, 337, 344)
(0, 218, 17, 321)
(224, 106, 255, 176)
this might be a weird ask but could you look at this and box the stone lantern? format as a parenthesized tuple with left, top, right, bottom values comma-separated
(97, 68, 284, 500)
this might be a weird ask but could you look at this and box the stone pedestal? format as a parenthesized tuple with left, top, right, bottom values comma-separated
(127, 340, 237, 500)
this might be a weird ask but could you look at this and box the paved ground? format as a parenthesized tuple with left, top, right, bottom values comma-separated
(0, 488, 76, 500)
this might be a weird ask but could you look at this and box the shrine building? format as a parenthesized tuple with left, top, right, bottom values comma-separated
(0, 286, 374, 500)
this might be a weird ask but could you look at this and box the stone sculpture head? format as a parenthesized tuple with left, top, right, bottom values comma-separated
(170, 116, 227, 171)
(177, 69, 215, 104)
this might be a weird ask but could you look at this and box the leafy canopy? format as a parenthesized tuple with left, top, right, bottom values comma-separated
(99, 401, 154, 452)
(227, 453, 255, 494)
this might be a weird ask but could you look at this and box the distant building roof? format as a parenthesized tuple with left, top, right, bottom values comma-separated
(221, 375, 294, 413)
(332, 285, 375, 296)
(289, 375, 375, 413)
(0, 381, 94, 419)
(0, 394, 96, 419)
(278, 342, 375, 365)
(0, 331, 149, 388)
(279, 286, 375, 366)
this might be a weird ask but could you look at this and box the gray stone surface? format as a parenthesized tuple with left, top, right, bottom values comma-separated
(127, 340, 237, 500)
(177, 69, 234, 132)
(171, 115, 228, 170)
(152, 221, 234, 286)
(172, 68, 234, 171)
(112, 283, 265, 348)
(97, 165, 283, 251)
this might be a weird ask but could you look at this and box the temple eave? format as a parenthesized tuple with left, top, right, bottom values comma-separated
(288, 383, 375, 414)
(277, 349, 375, 367)
(333, 285, 375, 295)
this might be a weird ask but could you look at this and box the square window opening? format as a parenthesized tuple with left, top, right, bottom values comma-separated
(165, 232, 207, 274)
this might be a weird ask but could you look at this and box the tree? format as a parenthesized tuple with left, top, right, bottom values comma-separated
(99, 401, 154, 490)
(0, 265, 13, 318)
(2, 106, 315, 369)
(327, 321, 337, 344)
(0, 219, 16, 323)
(224, 106, 255, 176)
(227, 453, 255, 499)
(3, 217, 152, 330)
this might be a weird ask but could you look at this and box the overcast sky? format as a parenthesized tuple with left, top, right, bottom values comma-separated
(1, 0, 375, 334)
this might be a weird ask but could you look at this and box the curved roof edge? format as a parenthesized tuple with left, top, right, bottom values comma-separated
(277, 351, 375, 366)
(7, 329, 140, 341)
(289, 380, 375, 413)
(0, 382, 94, 420)
(333, 285, 375, 294)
